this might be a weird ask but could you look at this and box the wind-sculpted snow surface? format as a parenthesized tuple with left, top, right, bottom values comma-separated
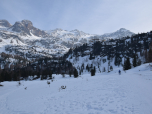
(0, 64, 152, 114)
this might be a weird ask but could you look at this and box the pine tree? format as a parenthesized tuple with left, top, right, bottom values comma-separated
(0, 73, 2, 83)
(41, 75, 43, 80)
(133, 54, 137, 67)
(74, 69, 78, 78)
(103, 67, 106, 72)
(13, 72, 18, 81)
(137, 59, 141, 66)
(115, 55, 121, 66)
(62, 73, 65, 78)
(114, 56, 118, 66)
(110, 66, 113, 71)
(49, 70, 52, 79)
(91, 69, 95, 76)
(86, 64, 89, 71)
(148, 49, 152, 62)
(89, 53, 92, 60)
(37, 71, 40, 78)
(108, 61, 110, 72)
(79, 71, 81, 75)
(91, 66, 95, 76)
(124, 58, 131, 70)
(145, 49, 148, 63)
(69, 71, 72, 77)
(5, 71, 11, 81)
(94, 66, 96, 75)
(123, 59, 126, 71)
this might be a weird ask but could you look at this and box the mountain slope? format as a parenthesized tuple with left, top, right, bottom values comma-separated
(65, 31, 152, 74)
(0, 19, 135, 59)
(99, 28, 135, 40)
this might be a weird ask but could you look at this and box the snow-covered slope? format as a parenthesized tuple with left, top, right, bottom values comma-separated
(47, 28, 93, 39)
(46, 28, 94, 48)
(99, 28, 135, 40)
(0, 63, 152, 114)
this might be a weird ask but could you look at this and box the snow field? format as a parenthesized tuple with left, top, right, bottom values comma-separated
(0, 63, 152, 114)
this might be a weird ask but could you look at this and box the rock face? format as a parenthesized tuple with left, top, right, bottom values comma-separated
(9, 20, 49, 37)
(0, 20, 12, 27)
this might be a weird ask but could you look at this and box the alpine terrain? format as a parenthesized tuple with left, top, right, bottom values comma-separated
(0, 19, 152, 114)
(0, 20, 134, 59)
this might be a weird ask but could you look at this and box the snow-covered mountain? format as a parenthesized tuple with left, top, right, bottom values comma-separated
(0, 19, 135, 58)
(100, 28, 134, 39)
(47, 28, 92, 39)
(46, 28, 94, 48)
(9, 20, 49, 37)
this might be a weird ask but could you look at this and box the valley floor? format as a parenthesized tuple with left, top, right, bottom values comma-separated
(0, 64, 152, 114)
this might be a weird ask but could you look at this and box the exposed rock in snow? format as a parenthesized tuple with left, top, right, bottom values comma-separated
(0, 20, 12, 28)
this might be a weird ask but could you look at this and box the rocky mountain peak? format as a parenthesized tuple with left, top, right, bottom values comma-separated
(0, 20, 12, 27)
(119, 28, 127, 31)
(54, 28, 63, 31)
(10, 20, 48, 37)
(117, 28, 130, 33)
(21, 20, 33, 25)
(21, 20, 33, 29)
(70, 29, 79, 32)
(115, 28, 134, 36)
(10, 21, 26, 33)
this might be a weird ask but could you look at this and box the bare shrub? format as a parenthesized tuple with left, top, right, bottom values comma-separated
(47, 81, 50, 87)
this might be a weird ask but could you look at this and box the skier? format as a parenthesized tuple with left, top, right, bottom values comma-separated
(119, 70, 121, 75)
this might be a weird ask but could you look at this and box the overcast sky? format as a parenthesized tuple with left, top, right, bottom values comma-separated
(0, 0, 152, 34)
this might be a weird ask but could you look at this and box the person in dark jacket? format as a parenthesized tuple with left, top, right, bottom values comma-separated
(119, 70, 121, 75)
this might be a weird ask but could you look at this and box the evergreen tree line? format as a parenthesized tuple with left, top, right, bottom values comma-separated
(0, 57, 76, 82)
(64, 31, 152, 67)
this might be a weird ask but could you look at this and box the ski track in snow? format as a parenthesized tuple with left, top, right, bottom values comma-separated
(0, 64, 152, 114)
